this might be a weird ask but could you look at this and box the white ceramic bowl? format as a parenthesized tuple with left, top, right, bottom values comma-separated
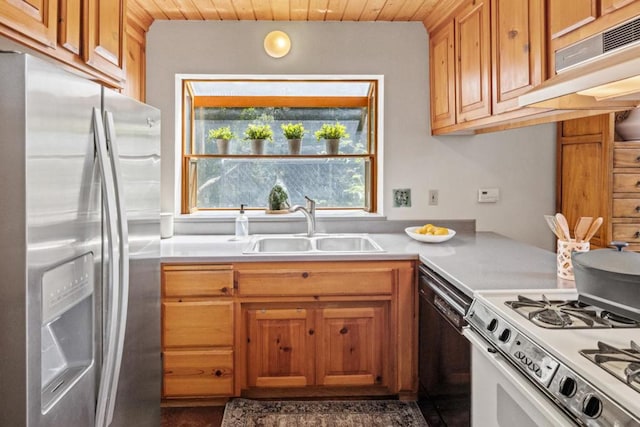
(405, 226, 456, 243)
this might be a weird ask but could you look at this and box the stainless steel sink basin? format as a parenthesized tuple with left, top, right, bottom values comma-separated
(250, 236, 313, 253)
(243, 234, 384, 254)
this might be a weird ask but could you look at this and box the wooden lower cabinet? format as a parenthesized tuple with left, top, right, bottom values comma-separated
(161, 260, 417, 402)
(315, 305, 386, 387)
(246, 307, 315, 388)
(163, 350, 234, 398)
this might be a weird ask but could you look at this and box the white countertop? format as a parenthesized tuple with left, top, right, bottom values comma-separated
(162, 231, 574, 298)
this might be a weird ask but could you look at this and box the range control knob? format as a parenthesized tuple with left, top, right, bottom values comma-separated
(498, 328, 511, 343)
(487, 318, 498, 332)
(559, 377, 577, 397)
(582, 394, 603, 418)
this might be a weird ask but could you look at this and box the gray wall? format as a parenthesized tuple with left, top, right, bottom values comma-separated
(146, 20, 556, 250)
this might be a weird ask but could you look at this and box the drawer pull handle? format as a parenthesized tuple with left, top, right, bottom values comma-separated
(635, 231, 640, 239)
(636, 181, 640, 187)
(302, 272, 309, 279)
(220, 287, 228, 294)
(636, 206, 640, 213)
(214, 370, 222, 377)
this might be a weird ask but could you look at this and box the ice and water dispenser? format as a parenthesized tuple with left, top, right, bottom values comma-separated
(40, 253, 95, 417)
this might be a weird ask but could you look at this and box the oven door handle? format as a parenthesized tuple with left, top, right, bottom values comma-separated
(463, 328, 576, 427)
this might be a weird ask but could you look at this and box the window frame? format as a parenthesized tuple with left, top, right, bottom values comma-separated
(176, 75, 383, 215)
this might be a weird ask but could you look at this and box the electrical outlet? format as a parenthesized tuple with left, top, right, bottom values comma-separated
(392, 188, 411, 207)
(429, 189, 439, 206)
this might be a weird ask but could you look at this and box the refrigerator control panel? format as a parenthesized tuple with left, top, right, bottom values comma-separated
(42, 253, 94, 324)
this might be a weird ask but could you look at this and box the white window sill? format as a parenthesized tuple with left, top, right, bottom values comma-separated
(175, 210, 386, 223)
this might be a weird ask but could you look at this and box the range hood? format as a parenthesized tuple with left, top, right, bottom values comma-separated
(519, 16, 640, 110)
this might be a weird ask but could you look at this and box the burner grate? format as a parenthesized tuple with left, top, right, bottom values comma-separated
(505, 294, 640, 329)
(581, 341, 640, 393)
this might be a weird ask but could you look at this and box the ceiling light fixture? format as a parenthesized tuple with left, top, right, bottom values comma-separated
(264, 30, 291, 58)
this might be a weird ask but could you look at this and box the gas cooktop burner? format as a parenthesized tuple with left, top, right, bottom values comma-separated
(505, 295, 640, 329)
(581, 341, 640, 393)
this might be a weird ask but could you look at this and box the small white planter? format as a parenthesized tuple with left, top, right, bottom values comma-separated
(251, 139, 266, 155)
(288, 138, 301, 155)
(216, 138, 230, 154)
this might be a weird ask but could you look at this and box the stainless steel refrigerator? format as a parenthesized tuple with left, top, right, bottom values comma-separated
(0, 52, 161, 427)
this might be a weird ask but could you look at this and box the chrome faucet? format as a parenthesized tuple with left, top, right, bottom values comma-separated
(289, 196, 316, 237)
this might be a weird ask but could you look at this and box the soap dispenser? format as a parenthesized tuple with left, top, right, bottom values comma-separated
(235, 204, 249, 238)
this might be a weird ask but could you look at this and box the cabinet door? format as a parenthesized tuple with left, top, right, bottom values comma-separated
(315, 305, 386, 387)
(557, 115, 610, 248)
(124, 24, 146, 102)
(491, 0, 544, 113)
(58, 0, 81, 55)
(429, 21, 456, 130)
(0, 0, 57, 47)
(548, 0, 597, 39)
(85, 0, 125, 81)
(600, 0, 635, 15)
(163, 350, 233, 397)
(455, 0, 491, 122)
(246, 308, 315, 388)
(162, 300, 233, 348)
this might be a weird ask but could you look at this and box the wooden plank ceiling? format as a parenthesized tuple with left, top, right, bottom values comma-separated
(128, 0, 461, 33)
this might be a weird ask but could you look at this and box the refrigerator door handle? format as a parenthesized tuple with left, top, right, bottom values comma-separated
(93, 108, 121, 427)
(102, 110, 131, 427)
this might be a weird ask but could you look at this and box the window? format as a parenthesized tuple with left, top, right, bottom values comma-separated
(180, 77, 380, 214)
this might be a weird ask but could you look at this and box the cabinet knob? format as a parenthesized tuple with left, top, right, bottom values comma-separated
(339, 327, 349, 335)
(214, 370, 222, 377)
(308, 329, 314, 335)
(635, 231, 640, 239)
(636, 206, 640, 213)
(636, 155, 640, 162)
(220, 287, 228, 294)
(508, 29, 518, 39)
(636, 181, 640, 187)
(302, 272, 309, 279)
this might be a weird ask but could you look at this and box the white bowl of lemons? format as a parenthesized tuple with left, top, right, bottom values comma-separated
(405, 224, 456, 243)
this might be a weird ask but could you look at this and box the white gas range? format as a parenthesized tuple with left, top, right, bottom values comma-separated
(464, 288, 640, 427)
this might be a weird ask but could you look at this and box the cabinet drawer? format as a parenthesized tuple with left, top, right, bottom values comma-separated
(163, 301, 233, 347)
(612, 224, 640, 242)
(237, 268, 394, 296)
(613, 149, 640, 168)
(613, 174, 640, 193)
(163, 266, 233, 297)
(613, 199, 640, 218)
(163, 350, 233, 397)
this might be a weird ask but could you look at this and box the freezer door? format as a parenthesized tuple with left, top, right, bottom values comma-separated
(0, 53, 102, 427)
(102, 88, 161, 427)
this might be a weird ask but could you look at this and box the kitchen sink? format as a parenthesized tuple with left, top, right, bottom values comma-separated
(243, 234, 384, 254)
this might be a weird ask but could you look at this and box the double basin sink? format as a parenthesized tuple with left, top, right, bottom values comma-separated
(243, 234, 384, 254)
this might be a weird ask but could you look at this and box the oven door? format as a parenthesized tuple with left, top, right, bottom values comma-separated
(463, 329, 576, 427)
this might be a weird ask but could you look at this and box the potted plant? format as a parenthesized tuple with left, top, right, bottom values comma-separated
(207, 126, 236, 155)
(314, 122, 349, 155)
(243, 123, 273, 155)
(281, 123, 306, 155)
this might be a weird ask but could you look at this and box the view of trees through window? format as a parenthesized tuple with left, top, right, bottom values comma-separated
(181, 79, 378, 213)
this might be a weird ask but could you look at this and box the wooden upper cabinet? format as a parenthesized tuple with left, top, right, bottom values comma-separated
(455, 0, 491, 122)
(429, 21, 456, 130)
(600, 0, 636, 15)
(58, 0, 81, 55)
(491, 0, 544, 114)
(85, 0, 125, 81)
(548, 0, 597, 39)
(0, 0, 57, 47)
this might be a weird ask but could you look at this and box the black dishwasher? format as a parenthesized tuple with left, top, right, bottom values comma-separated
(418, 265, 471, 427)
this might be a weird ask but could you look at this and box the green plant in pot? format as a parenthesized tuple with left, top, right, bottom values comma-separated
(314, 122, 349, 155)
(243, 123, 273, 155)
(267, 183, 290, 213)
(208, 126, 236, 155)
(281, 122, 306, 155)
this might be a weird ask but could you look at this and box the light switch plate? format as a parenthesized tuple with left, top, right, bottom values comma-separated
(392, 188, 411, 207)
